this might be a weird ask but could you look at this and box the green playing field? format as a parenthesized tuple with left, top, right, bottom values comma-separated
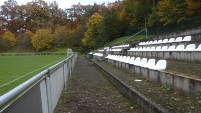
(0, 55, 67, 96)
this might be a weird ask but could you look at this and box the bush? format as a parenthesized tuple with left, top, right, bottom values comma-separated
(2, 31, 16, 48)
(22, 30, 34, 47)
(31, 29, 55, 51)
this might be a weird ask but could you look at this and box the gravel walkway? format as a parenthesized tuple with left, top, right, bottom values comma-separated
(54, 55, 143, 113)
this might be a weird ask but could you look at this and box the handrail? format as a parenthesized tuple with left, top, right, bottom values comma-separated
(0, 54, 74, 109)
(104, 28, 146, 47)
(123, 28, 146, 42)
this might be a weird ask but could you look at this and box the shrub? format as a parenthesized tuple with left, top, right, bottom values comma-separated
(2, 31, 16, 48)
(31, 29, 55, 51)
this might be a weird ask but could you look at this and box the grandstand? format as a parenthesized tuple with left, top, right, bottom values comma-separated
(93, 27, 201, 99)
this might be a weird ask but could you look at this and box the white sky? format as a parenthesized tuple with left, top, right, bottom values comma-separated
(0, 0, 118, 9)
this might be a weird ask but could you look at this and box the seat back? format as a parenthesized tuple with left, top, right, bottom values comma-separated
(168, 38, 175, 43)
(167, 45, 176, 51)
(137, 58, 147, 66)
(183, 36, 191, 41)
(196, 44, 201, 51)
(162, 39, 168, 43)
(152, 40, 158, 44)
(142, 59, 155, 68)
(155, 60, 167, 70)
(158, 40, 163, 44)
(150, 46, 155, 51)
(185, 44, 195, 51)
(175, 45, 185, 51)
(175, 37, 183, 42)
(155, 46, 161, 51)
(161, 46, 168, 51)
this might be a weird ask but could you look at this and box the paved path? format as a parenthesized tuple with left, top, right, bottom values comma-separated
(55, 55, 142, 113)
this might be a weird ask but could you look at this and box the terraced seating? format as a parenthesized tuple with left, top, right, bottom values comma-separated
(139, 36, 191, 46)
(104, 54, 167, 71)
(93, 53, 103, 60)
(148, 60, 167, 71)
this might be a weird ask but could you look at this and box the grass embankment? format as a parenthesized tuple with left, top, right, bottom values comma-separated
(0, 55, 67, 96)
(105, 35, 153, 46)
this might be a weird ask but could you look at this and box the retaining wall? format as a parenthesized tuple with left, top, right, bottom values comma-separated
(93, 60, 169, 113)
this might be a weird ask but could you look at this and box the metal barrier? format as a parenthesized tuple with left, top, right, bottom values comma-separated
(0, 53, 77, 113)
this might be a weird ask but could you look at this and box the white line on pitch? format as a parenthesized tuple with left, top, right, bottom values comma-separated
(0, 57, 65, 88)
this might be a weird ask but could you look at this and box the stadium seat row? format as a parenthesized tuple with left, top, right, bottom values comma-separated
(128, 44, 201, 52)
(139, 36, 191, 46)
(112, 44, 130, 48)
(105, 55, 167, 71)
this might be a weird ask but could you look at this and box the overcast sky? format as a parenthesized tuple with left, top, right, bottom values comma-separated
(0, 0, 118, 9)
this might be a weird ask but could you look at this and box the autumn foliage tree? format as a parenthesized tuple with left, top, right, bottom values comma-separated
(54, 26, 75, 47)
(2, 31, 16, 48)
(31, 29, 55, 51)
(82, 13, 103, 48)
(22, 30, 34, 47)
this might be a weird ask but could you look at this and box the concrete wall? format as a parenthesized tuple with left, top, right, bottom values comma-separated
(105, 58, 201, 99)
(93, 60, 169, 113)
(130, 65, 201, 99)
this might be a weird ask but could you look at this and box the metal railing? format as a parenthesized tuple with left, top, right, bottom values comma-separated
(0, 53, 77, 113)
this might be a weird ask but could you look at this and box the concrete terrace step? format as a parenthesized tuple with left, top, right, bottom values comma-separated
(93, 59, 201, 113)
(54, 55, 143, 113)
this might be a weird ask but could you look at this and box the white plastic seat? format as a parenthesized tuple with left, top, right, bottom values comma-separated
(145, 41, 149, 45)
(118, 56, 127, 62)
(175, 37, 183, 42)
(183, 36, 191, 42)
(129, 57, 141, 65)
(125, 57, 135, 64)
(168, 38, 175, 43)
(137, 47, 143, 51)
(157, 40, 163, 44)
(185, 44, 195, 51)
(167, 45, 176, 51)
(121, 56, 130, 63)
(149, 60, 167, 71)
(195, 44, 201, 51)
(175, 45, 185, 51)
(141, 59, 155, 68)
(122, 56, 131, 63)
(135, 58, 147, 66)
(162, 39, 168, 43)
(160, 46, 168, 51)
(148, 41, 153, 45)
(154, 46, 162, 51)
(128, 48, 133, 51)
(152, 40, 158, 44)
(145, 47, 151, 51)
(150, 46, 156, 51)
(141, 47, 147, 51)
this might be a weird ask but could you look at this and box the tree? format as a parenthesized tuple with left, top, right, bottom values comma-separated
(22, 30, 34, 47)
(2, 31, 16, 48)
(31, 29, 55, 51)
(100, 8, 125, 42)
(0, 0, 19, 33)
(54, 26, 74, 47)
(156, 0, 187, 26)
(82, 13, 103, 48)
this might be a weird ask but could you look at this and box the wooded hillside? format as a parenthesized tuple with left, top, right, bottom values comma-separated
(0, 0, 200, 52)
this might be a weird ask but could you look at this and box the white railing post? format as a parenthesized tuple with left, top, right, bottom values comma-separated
(45, 72, 53, 113)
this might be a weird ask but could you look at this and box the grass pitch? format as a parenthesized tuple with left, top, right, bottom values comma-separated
(0, 55, 67, 96)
